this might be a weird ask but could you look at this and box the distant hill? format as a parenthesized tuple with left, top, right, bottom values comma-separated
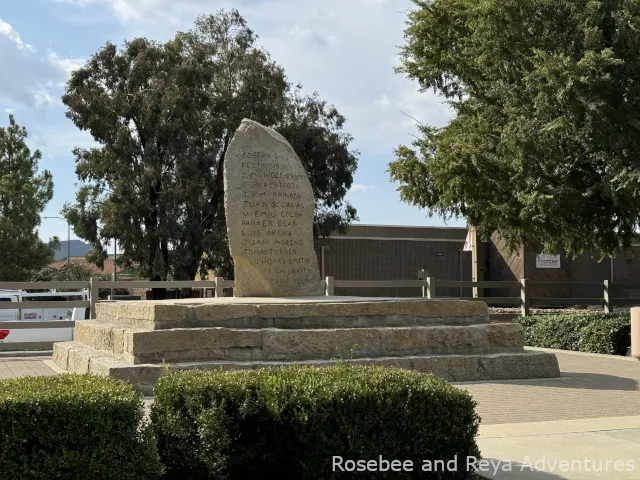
(53, 240, 92, 260)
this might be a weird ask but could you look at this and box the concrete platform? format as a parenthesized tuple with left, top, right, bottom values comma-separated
(51, 340, 559, 395)
(52, 297, 561, 393)
(72, 321, 526, 363)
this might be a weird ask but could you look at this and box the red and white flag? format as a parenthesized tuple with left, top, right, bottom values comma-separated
(463, 229, 473, 251)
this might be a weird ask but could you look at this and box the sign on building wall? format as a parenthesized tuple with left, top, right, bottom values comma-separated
(536, 254, 561, 269)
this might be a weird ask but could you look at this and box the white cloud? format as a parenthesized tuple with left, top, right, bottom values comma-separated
(3, 107, 12, 114)
(307, 9, 335, 20)
(374, 94, 391, 110)
(0, 18, 83, 107)
(47, 0, 453, 156)
(0, 19, 36, 53)
(30, 127, 96, 158)
(288, 25, 338, 48)
(350, 184, 377, 193)
(34, 89, 56, 106)
(46, 52, 86, 78)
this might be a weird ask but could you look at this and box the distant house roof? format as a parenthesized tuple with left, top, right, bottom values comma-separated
(48, 256, 129, 275)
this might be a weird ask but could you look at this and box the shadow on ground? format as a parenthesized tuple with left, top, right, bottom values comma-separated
(456, 372, 637, 391)
(474, 460, 569, 479)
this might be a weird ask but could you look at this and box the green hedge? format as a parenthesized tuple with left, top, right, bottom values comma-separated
(0, 375, 162, 480)
(514, 313, 631, 355)
(152, 365, 480, 479)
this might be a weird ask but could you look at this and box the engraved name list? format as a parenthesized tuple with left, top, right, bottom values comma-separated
(239, 151, 316, 287)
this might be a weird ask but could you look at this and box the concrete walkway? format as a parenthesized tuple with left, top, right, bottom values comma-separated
(454, 347, 640, 424)
(1, 347, 638, 479)
(474, 416, 640, 479)
(453, 348, 640, 479)
(0, 354, 55, 379)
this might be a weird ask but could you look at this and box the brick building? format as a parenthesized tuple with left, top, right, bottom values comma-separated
(314, 225, 473, 297)
(49, 225, 640, 302)
(316, 224, 640, 302)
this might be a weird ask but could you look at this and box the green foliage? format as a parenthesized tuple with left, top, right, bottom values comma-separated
(579, 315, 631, 355)
(31, 262, 93, 283)
(30, 263, 129, 299)
(526, 315, 593, 351)
(151, 365, 480, 479)
(0, 115, 59, 281)
(514, 313, 630, 354)
(390, 0, 640, 256)
(62, 9, 358, 283)
(0, 375, 162, 480)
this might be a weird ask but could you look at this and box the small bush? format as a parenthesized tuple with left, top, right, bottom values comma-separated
(152, 364, 480, 479)
(525, 314, 593, 350)
(514, 313, 630, 355)
(0, 374, 162, 480)
(579, 316, 631, 355)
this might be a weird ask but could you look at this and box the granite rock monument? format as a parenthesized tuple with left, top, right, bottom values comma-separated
(224, 119, 322, 297)
(51, 119, 560, 395)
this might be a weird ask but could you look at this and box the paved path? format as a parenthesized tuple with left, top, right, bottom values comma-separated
(451, 348, 640, 479)
(0, 354, 56, 379)
(1, 347, 639, 479)
(0, 347, 638, 425)
(475, 417, 640, 479)
(454, 348, 640, 425)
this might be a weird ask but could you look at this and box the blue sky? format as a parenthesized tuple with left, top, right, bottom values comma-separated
(0, 0, 466, 243)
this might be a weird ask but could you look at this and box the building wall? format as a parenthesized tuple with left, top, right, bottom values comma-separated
(522, 246, 573, 300)
(103, 225, 640, 302)
(315, 225, 472, 298)
(485, 234, 523, 300)
(319, 226, 640, 303)
(486, 240, 640, 301)
(570, 249, 640, 299)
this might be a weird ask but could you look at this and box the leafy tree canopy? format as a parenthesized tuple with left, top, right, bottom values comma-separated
(30, 263, 128, 298)
(0, 115, 58, 281)
(62, 9, 358, 283)
(31, 263, 93, 284)
(389, 0, 640, 256)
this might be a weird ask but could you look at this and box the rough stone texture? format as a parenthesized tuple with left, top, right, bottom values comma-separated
(52, 339, 559, 396)
(52, 342, 70, 370)
(224, 118, 322, 296)
(93, 297, 490, 330)
(52, 296, 559, 395)
(95, 302, 187, 330)
(71, 320, 525, 364)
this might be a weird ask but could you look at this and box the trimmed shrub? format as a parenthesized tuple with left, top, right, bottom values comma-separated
(513, 313, 631, 355)
(0, 374, 162, 480)
(152, 364, 480, 479)
(579, 316, 631, 355)
(524, 314, 593, 351)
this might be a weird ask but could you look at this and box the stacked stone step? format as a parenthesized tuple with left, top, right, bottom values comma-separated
(52, 297, 560, 395)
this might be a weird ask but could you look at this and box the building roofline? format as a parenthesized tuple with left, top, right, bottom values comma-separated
(350, 223, 467, 230)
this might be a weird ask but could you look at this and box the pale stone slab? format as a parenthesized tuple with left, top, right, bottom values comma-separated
(93, 297, 490, 329)
(224, 118, 322, 296)
(56, 295, 560, 395)
(73, 321, 525, 364)
(52, 339, 559, 396)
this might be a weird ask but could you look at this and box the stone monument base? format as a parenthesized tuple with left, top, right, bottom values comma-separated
(51, 297, 560, 395)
